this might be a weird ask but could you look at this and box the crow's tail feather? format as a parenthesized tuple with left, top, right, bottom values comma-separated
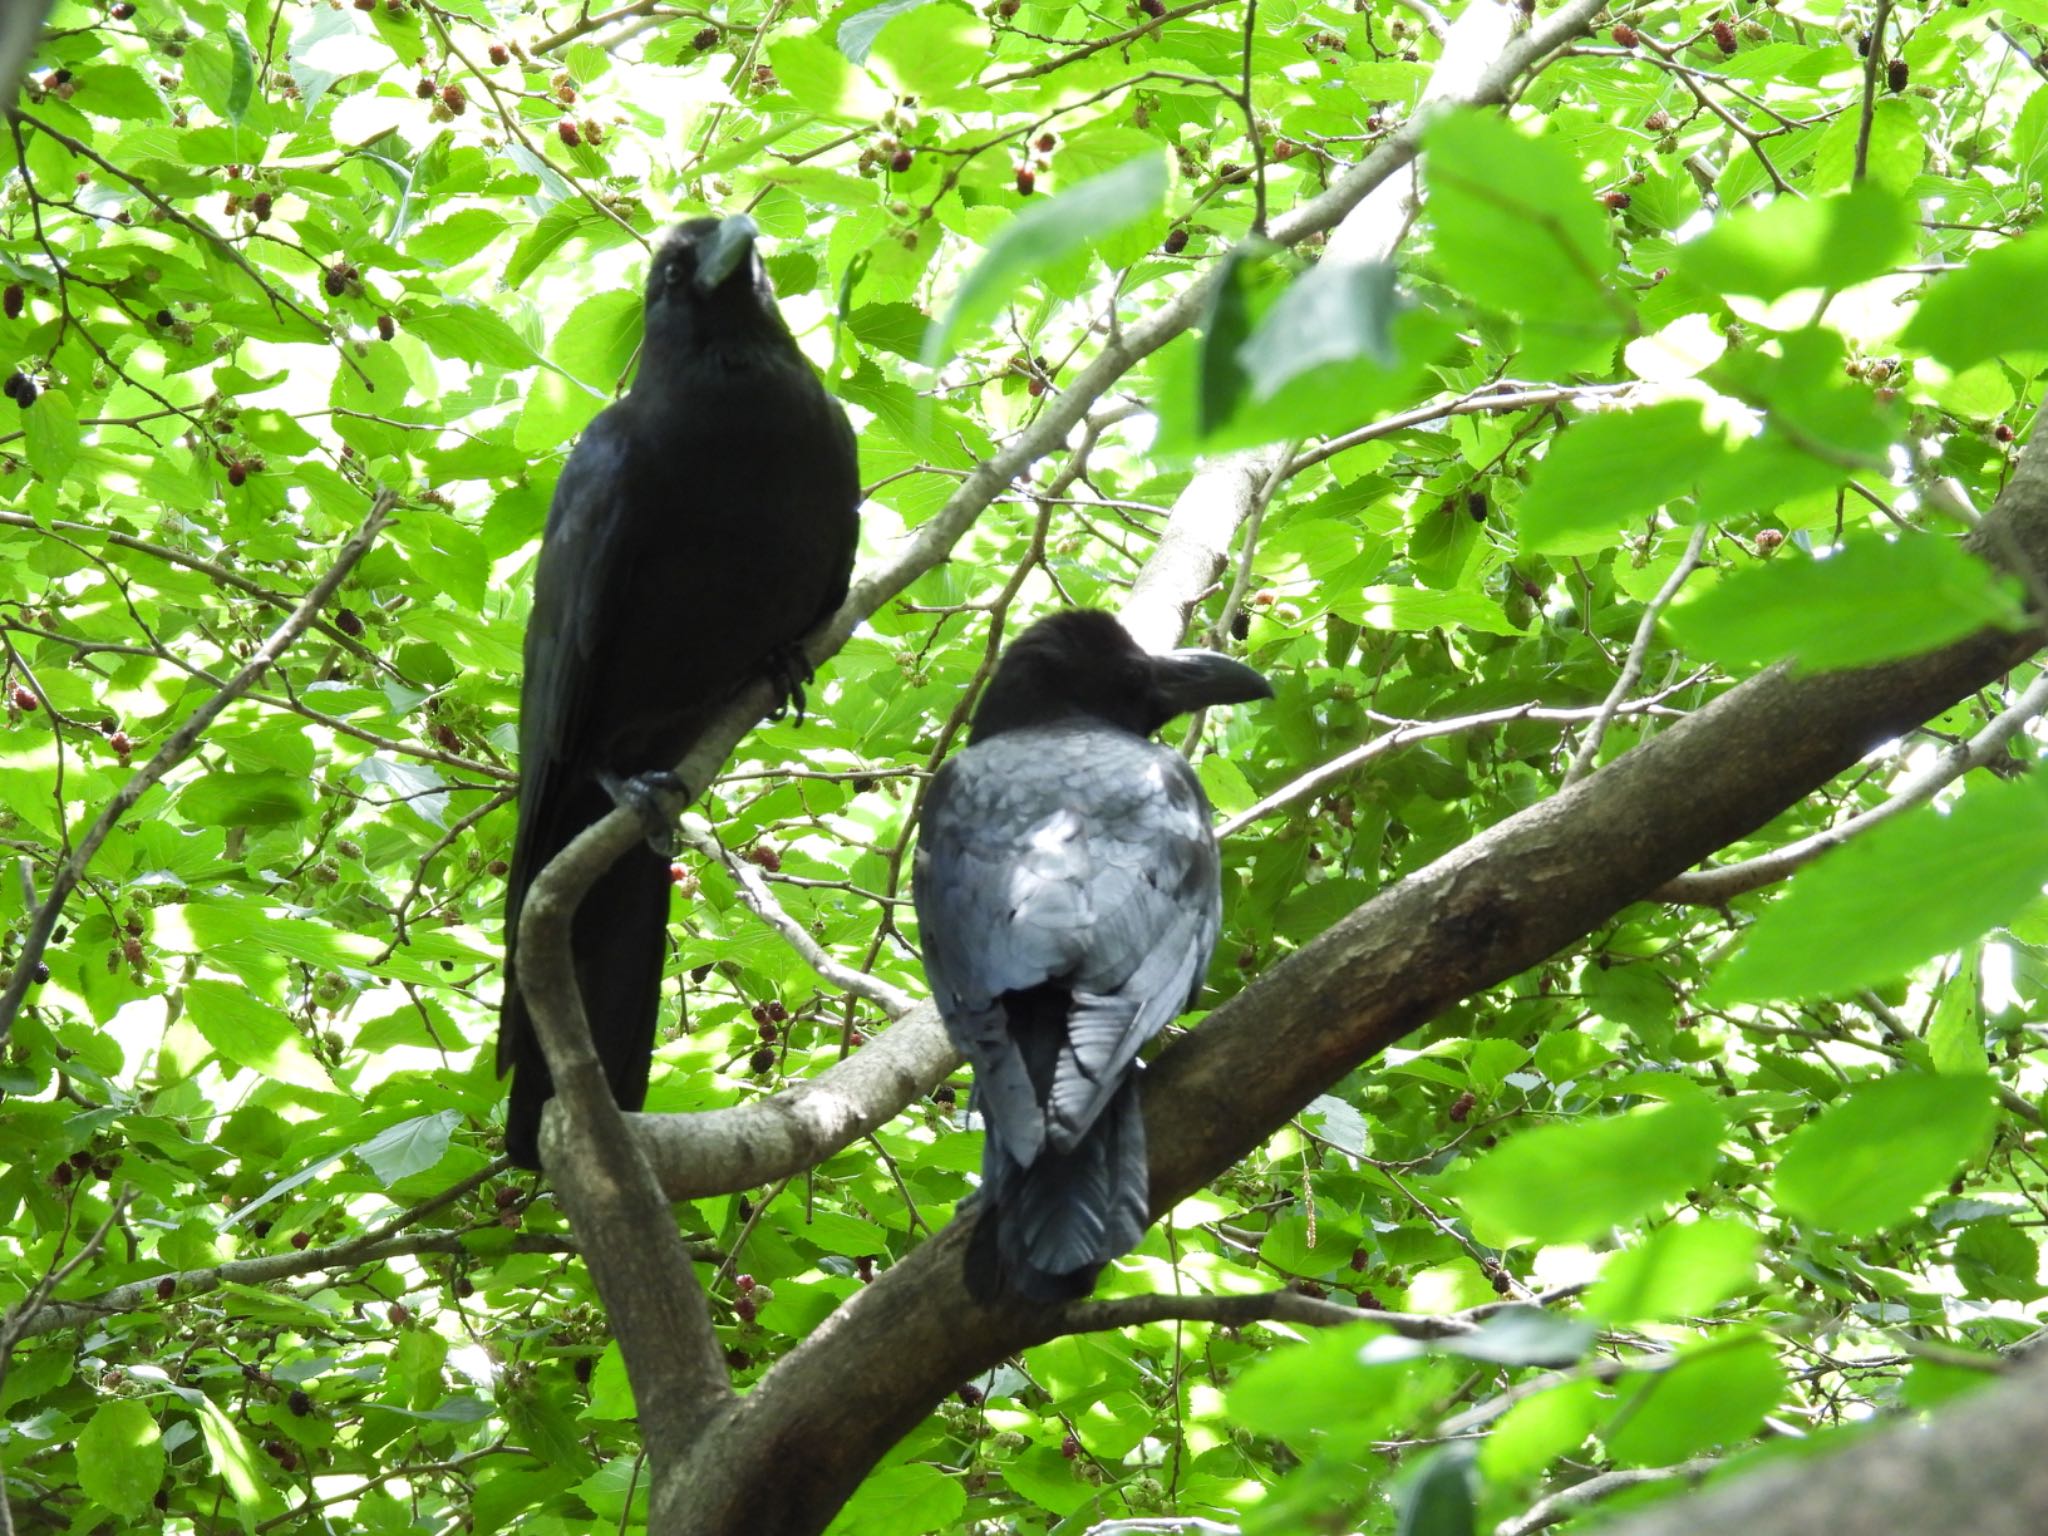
(502, 781, 670, 1169)
(966, 1074, 1149, 1304)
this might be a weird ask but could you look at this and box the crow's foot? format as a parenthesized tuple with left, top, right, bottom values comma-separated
(599, 769, 690, 855)
(764, 642, 816, 725)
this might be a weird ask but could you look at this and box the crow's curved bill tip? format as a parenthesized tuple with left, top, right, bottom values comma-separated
(1151, 650, 1273, 714)
(694, 215, 759, 293)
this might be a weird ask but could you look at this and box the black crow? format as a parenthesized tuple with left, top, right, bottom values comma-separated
(500, 216, 860, 1170)
(913, 610, 1271, 1300)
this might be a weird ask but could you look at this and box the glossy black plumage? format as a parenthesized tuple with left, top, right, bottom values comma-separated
(500, 217, 860, 1170)
(913, 611, 1270, 1300)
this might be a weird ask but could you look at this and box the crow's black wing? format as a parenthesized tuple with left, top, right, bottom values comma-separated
(914, 723, 1220, 1165)
(499, 407, 637, 1053)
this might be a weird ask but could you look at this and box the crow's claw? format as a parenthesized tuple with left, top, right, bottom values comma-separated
(599, 769, 690, 855)
(765, 642, 816, 725)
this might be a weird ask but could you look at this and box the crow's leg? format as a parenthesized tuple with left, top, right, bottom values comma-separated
(598, 769, 690, 855)
(763, 642, 815, 725)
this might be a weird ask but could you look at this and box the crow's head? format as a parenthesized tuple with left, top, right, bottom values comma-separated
(642, 216, 787, 349)
(970, 609, 1272, 742)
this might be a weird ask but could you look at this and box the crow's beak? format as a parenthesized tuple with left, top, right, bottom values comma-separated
(1149, 649, 1273, 717)
(693, 215, 759, 293)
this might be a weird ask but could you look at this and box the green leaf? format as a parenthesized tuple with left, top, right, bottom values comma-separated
(406, 302, 541, 370)
(1902, 227, 2048, 371)
(868, 2, 989, 102)
(1422, 112, 1621, 339)
(78, 1401, 165, 1519)
(1238, 258, 1399, 403)
(1339, 585, 1527, 637)
(1228, 1322, 1436, 1449)
(1772, 1074, 1996, 1235)
(1605, 1337, 1784, 1465)
(923, 156, 1168, 368)
(1586, 1219, 1760, 1324)
(196, 1397, 285, 1531)
(70, 64, 167, 121)
(1953, 1219, 2044, 1301)
(1516, 401, 1724, 555)
(1667, 532, 2019, 672)
(184, 979, 331, 1087)
(836, 0, 936, 64)
(771, 32, 893, 117)
(408, 208, 511, 268)
(1456, 1091, 1723, 1245)
(1708, 774, 2048, 1004)
(1675, 184, 1912, 300)
(826, 1462, 968, 1536)
(1927, 947, 1986, 1077)
(354, 1110, 459, 1183)
(1395, 1447, 1475, 1536)
(1198, 244, 1261, 435)
(225, 24, 257, 124)
(1478, 1378, 1603, 1482)
(177, 771, 316, 828)
(21, 386, 80, 483)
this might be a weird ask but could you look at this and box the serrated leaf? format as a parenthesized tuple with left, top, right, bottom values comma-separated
(78, 1401, 164, 1519)
(1340, 585, 1527, 637)
(1605, 1337, 1784, 1466)
(354, 1110, 460, 1183)
(177, 771, 315, 828)
(196, 1397, 285, 1530)
(1902, 227, 2048, 371)
(770, 32, 893, 117)
(69, 63, 166, 121)
(1516, 401, 1724, 555)
(1238, 258, 1399, 403)
(1708, 774, 2048, 1004)
(1457, 1091, 1722, 1245)
(1198, 244, 1261, 435)
(184, 980, 330, 1088)
(923, 156, 1168, 368)
(826, 1462, 967, 1536)
(1675, 184, 1912, 300)
(1586, 1219, 1760, 1323)
(226, 24, 257, 124)
(1668, 532, 2018, 672)
(1772, 1074, 1996, 1236)
(1396, 1446, 1475, 1536)
(405, 302, 541, 370)
(1422, 112, 1621, 337)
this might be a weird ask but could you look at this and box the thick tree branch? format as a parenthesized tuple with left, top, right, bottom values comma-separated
(1595, 1350, 2048, 1536)
(652, 429, 2048, 1533)
(516, 817, 736, 1445)
(1059, 1289, 1483, 1341)
(642, 1001, 958, 1199)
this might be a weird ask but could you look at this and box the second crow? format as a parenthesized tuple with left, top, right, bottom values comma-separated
(913, 610, 1270, 1300)
(499, 216, 860, 1170)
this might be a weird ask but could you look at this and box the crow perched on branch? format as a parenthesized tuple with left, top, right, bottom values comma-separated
(913, 610, 1271, 1300)
(500, 217, 860, 1170)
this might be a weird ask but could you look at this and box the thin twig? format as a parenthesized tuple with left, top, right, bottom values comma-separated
(1563, 524, 1710, 788)
(1216, 675, 1706, 838)
(1853, 0, 1897, 183)
(1658, 666, 2048, 904)
(0, 491, 398, 1046)
(674, 816, 916, 1018)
